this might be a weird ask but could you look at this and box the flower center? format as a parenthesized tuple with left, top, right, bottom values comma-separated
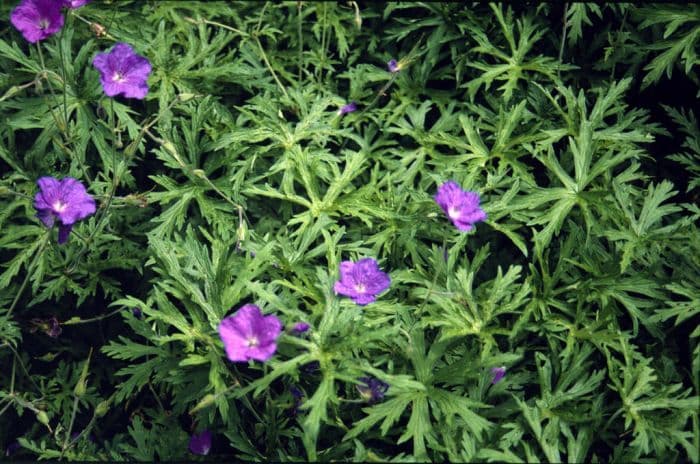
(39, 19, 49, 30)
(246, 336, 259, 347)
(112, 72, 127, 83)
(447, 206, 461, 219)
(52, 200, 67, 213)
(354, 283, 366, 293)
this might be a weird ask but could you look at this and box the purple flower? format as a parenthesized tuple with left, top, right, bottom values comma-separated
(93, 43, 151, 99)
(291, 322, 310, 335)
(491, 366, 506, 384)
(334, 258, 391, 305)
(132, 307, 143, 319)
(218, 304, 282, 363)
(288, 386, 305, 417)
(357, 377, 389, 404)
(188, 430, 212, 456)
(338, 101, 358, 116)
(5, 441, 20, 457)
(387, 59, 400, 73)
(434, 181, 487, 232)
(10, 0, 64, 43)
(63, 0, 90, 7)
(34, 177, 96, 244)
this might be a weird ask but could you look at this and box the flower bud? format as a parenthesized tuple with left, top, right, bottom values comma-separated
(189, 394, 216, 415)
(36, 410, 50, 426)
(95, 400, 110, 418)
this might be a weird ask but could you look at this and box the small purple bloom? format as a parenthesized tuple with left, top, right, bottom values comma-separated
(301, 361, 320, 375)
(491, 366, 506, 384)
(338, 101, 358, 116)
(357, 377, 389, 404)
(434, 181, 487, 232)
(333, 258, 391, 305)
(5, 441, 20, 457)
(63, 0, 90, 7)
(387, 59, 400, 73)
(34, 177, 96, 244)
(10, 0, 64, 43)
(292, 321, 310, 334)
(218, 304, 282, 363)
(188, 430, 212, 456)
(288, 386, 305, 417)
(132, 307, 143, 319)
(93, 43, 152, 99)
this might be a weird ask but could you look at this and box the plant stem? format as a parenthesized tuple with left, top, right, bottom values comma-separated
(7, 232, 49, 318)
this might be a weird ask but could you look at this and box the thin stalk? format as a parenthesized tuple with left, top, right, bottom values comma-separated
(7, 232, 49, 318)
(63, 307, 124, 325)
(254, 37, 289, 100)
(558, 3, 568, 78)
(61, 395, 80, 458)
(36, 44, 66, 133)
(297, 1, 303, 82)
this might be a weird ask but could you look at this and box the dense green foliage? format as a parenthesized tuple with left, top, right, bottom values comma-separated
(1, 1, 699, 461)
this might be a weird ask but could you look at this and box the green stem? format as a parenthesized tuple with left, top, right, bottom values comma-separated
(63, 307, 124, 325)
(36, 44, 66, 133)
(7, 232, 49, 318)
(297, 1, 303, 81)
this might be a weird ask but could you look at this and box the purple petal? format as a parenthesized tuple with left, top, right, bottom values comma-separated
(11, 0, 64, 43)
(57, 223, 73, 244)
(491, 366, 506, 384)
(188, 430, 212, 455)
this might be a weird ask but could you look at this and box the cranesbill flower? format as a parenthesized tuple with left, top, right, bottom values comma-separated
(291, 322, 310, 335)
(218, 304, 282, 362)
(63, 0, 90, 8)
(188, 430, 212, 456)
(387, 59, 400, 73)
(93, 42, 151, 99)
(491, 366, 506, 384)
(357, 377, 389, 404)
(34, 176, 96, 244)
(10, 0, 64, 43)
(338, 101, 357, 116)
(334, 258, 390, 305)
(434, 181, 487, 232)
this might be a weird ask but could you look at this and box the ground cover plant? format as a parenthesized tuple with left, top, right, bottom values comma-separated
(0, 1, 699, 461)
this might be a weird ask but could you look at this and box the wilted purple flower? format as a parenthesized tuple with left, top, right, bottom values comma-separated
(333, 258, 391, 305)
(291, 322, 310, 335)
(338, 101, 357, 116)
(491, 366, 506, 385)
(46, 316, 62, 338)
(188, 430, 212, 456)
(434, 181, 487, 232)
(93, 43, 151, 99)
(387, 59, 400, 73)
(63, 0, 90, 7)
(132, 307, 143, 319)
(34, 177, 96, 244)
(10, 0, 64, 43)
(218, 304, 282, 362)
(357, 377, 389, 404)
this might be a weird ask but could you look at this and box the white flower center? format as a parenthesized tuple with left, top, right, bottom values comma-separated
(112, 72, 126, 83)
(354, 283, 366, 293)
(448, 206, 461, 219)
(246, 336, 259, 347)
(39, 19, 49, 30)
(52, 200, 67, 213)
